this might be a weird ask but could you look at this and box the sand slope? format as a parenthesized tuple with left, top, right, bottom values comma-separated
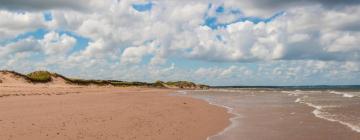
(0, 71, 30, 85)
(0, 71, 73, 88)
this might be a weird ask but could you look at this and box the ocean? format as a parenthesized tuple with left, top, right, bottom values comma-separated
(175, 87, 360, 140)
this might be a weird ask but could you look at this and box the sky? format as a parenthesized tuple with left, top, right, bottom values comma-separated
(0, 0, 360, 86)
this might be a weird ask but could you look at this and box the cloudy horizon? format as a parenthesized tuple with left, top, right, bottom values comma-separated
(0, 0, 359, 86)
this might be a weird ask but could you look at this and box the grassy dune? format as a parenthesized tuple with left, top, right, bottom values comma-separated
(0, 70, 209, 89)
(27, 71, 53, 83)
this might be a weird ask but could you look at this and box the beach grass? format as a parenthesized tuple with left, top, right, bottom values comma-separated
(1, 70, 209, 89)
(27, 71, 53, 83)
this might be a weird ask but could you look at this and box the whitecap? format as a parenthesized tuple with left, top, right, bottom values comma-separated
(299, 101, 360, 133)
(329, 91, 355, 98)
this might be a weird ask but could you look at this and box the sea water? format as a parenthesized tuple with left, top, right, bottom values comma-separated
(175, 88, 360, 140)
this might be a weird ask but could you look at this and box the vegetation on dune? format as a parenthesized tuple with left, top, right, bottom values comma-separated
(154, 80, 209, 89)
(1, 70, 67, 83)
(1, 70, 209, 89)
(166, 81, 197, 88)
(27, 71, 53, 83)
(113, 81, 154, 87)
(67, 79, 155, 87)
(153, 80, 166, 88)
(68, 79, 111, 86)
(198, 84, 210, 89)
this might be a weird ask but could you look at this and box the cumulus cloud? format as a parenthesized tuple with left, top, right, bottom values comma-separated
(0, 0, 359, 85)
(121, 45, 154, 64)
(194, 60, 360, 86)
(183, 5, 360, 62)
(40, 31, 76, 55)
(0, 0, 104, 12)
(3, 1, 359, 63)
(0, 10, 45, 39)
(222, 0, 360, 17)
(0, 37, 40, 57)
(0, 31, 76, 59)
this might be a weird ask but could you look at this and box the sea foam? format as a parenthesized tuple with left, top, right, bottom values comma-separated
(329, 91, 355, 98)
(311, 107, 360, 133)
(206, 101, 242, 140)
(298, 98, 360, 133)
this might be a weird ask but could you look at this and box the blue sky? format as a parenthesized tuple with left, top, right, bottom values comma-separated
(0, 0, 360, 86)
(132, 1, 153, 12)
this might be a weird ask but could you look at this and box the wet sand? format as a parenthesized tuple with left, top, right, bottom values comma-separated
(186, 89, 360, 140)
(222, 98, 360, 140)
(0, 85, 230, 140)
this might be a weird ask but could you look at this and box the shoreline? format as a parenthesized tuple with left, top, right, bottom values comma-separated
(0, 85, 230, 140)
(185, 89, 360, 140)
(172, 90, 236, 140)
(203, 88, 360, 136)
(205, 100, 240, 140)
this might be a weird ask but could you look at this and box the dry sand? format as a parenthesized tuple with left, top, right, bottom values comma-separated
(0, 85, 230, 140)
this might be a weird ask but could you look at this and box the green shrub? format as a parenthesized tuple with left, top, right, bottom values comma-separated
(152, 80, 165, 88)
(27, 71, 52, 82)
(164, 81, 197, 88)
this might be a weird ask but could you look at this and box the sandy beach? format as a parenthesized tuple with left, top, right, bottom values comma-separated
(0, 85, 230, 140)
(2, 71, 360, 140)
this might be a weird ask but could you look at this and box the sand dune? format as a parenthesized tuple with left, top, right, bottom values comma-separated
(0, 71, 72, 86)
(0, 71, 31, 85)
(0, 70, 209, 89)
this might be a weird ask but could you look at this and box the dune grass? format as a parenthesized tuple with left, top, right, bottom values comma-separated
(165, 81, 196, 88)
(27, 71, 53, 83)
(1, 70, 209, 89)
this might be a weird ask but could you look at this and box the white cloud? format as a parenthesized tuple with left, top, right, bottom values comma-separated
(1, 32, 76, 54)
(121, 45, 152, 64)
(0, 0, 110, 12)
(40, 31, 76, 55)
(323, 32, 360, 53)
(181, 5, 360, 62)
(0, 37, 41, 57)
(3, 1, 359, 63)
(120, 41, 160, 64)
(0, 10, 45, 39)
(0, 31, 77, 68)
(193, 60, 360, 86)
(195, 65, 251, 80)
(0, 0, 360, 85)
(81, 39, 108, 58)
